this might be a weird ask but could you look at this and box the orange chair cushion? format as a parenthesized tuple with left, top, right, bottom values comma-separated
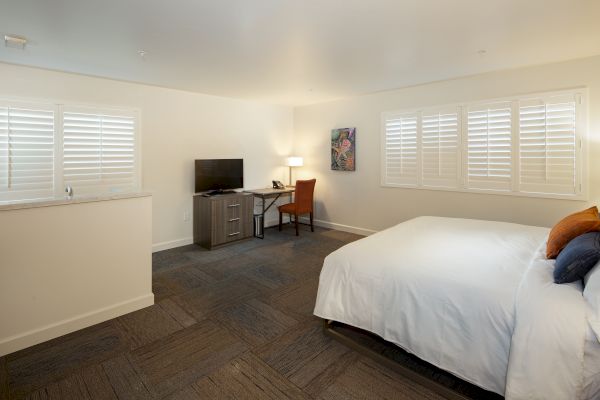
(546, 206, 600, 259)
(279, 203, 296, 213)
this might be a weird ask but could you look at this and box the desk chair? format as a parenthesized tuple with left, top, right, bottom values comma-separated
(278, 179, 316, 236)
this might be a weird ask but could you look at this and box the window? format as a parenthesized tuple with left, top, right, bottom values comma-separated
(0, 100, 140, 202)
(465, 102, 512, 191)
(63, 108, 138, 195)
(518, 93, 579, 196)
(381, 112, 418, 186)
(381, 89, 587, 200)
(0, 102, 56, 201)
(421, 107, 460, 189)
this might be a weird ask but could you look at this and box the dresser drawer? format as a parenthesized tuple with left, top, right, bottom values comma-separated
(225, 197, 242, 213)
(194, 193, 253, 249)
(225, 218, 241, 242)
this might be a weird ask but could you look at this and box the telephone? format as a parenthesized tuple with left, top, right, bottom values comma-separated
(272, 180, 285, 189)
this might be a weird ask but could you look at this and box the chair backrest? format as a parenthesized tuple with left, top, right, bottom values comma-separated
(294, 179, 316, 213)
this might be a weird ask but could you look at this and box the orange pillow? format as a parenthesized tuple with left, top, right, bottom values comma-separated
(546, 206, 600, 259)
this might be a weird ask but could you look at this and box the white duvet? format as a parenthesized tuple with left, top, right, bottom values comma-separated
(314, 216, 593, 399)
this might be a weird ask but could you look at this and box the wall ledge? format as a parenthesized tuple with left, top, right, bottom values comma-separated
(0, 192, 152, 211)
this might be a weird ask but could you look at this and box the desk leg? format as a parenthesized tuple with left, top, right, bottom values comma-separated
(252, 197, 265, 240)
(289, 192, 293, 225)
(260, 196, 265, 239)
(251, 193, 285, 239)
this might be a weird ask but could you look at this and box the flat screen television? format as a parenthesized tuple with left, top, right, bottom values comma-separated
(195, 159, 243, 194)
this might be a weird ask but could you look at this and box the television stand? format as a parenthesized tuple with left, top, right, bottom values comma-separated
(193, 192, 253, 249)
(204, 189, 237, 196)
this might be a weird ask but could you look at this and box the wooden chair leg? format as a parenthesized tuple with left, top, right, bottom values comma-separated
(295, 213, 299, 236)
(310, 212, 314, 232)
(279, 211, 282, 231)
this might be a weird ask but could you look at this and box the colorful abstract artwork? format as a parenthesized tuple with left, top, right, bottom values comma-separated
(331, 127, 356, 171)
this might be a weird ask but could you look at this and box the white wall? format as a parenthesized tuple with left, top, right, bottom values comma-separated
(0, 195, 153, 356)
(0, 63, 294, 251)
(3, 56, 599, 244)
(294, 56, 600, 233)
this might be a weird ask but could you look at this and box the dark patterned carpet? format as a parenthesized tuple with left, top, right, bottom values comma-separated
(0, 224, 502, 399)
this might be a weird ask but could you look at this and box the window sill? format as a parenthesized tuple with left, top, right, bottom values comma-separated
(0, 192, 152, 211)
(380, 183, 587, 201)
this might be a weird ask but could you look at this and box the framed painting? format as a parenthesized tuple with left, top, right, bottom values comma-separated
(331, 127, 355, 171)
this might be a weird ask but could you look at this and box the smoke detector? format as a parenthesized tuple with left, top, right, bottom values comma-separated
(4, 35, 27, 49)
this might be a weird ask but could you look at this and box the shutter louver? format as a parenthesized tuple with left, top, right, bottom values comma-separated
(519, 95, 578, 196)
(421, 108, 459, 188)
(0, 105, 55, 201)
(466, 102, 512, 191)
(383, 113, 418, 186)
(63, 111, 136, 194)
(0, 107, 7, 190)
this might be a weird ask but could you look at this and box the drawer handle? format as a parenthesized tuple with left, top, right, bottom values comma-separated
(228, 218, 240, 222)
(228, 204, 240, 208)
(228, 232, 240, 236)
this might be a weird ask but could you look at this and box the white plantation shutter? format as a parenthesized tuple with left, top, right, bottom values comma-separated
(0, 104, 55, 201)
(0, 107, 7, 192)
(382, 113, 418, 186)
(421, 108, 460, 188)
(382, 90, 586, 200)
(63, 109, 138, 194)
(518, 94, 580, 196)
(465, 102, 512, 191)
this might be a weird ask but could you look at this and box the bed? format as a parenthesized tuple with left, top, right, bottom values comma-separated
(313, 216, 600, 399)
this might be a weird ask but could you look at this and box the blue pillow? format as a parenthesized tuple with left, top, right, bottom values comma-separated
(554, 232, 600, 284)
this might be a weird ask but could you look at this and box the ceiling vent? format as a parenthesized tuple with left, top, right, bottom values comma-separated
(4, 35, 27, 49)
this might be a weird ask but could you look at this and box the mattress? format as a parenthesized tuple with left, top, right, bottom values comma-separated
(314, 216, 597, 399)
(583, 320, 600, 398)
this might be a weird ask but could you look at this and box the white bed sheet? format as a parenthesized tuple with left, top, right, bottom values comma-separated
(504, 247, 589, 400)
(314, 216, 549, 395)
(583, 316, 600, 399)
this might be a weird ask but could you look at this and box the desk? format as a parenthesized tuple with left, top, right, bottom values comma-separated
(245, 187, 294, 239)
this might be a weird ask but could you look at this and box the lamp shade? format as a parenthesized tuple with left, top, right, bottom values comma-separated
(286, 156, 304, 167)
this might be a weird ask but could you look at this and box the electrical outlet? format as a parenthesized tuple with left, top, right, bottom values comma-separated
(183, 211, 190, 222)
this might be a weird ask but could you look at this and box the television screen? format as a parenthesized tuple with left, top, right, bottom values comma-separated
(195, 159, 243, 193)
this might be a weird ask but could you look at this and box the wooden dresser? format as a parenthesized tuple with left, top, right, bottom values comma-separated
(193, 192, 253, 249)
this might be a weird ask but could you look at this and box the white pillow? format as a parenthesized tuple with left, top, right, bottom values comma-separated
(584, 261, 600, 286)
(584, 261, 600, 341)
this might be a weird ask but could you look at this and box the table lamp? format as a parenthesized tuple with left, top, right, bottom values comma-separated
(286, 156, 303, 186)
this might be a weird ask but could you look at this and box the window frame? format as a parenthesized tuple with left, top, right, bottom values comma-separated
(0, 96, 142, 203)
(380, 88, 588, 201)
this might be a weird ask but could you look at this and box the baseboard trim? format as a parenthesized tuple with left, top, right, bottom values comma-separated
(153, 237, 194, 252)
(264, 217, 282, 228)
(152, 220, 280, 253)
(299, 217, 378, 236)
(152, 218, 376, 253)
(0, 293, 154, 357)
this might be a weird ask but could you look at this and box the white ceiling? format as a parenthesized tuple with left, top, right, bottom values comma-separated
(1, 0, 599, 106)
